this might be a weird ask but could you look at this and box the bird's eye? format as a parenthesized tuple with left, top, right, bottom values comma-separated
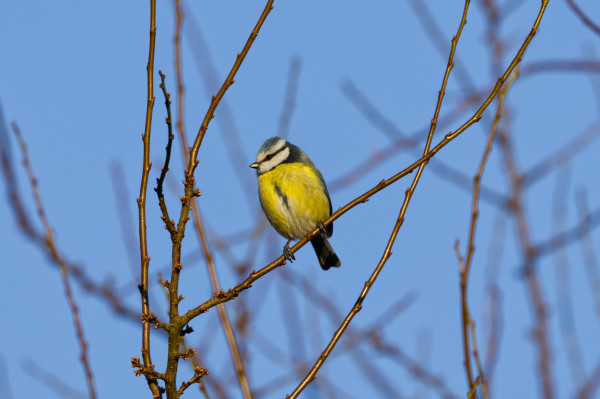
(265, 153, 274, 161)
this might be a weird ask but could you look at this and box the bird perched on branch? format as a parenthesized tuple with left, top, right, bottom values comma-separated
(250, 137, 341, 270)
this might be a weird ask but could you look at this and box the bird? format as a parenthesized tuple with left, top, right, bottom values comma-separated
(250, 137, 341, 270)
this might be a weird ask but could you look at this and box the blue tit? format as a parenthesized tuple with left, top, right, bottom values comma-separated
(250, 137, 341, 270)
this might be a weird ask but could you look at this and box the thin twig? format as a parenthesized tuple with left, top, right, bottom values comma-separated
(287, 1, 472, 396)
(173, 0, 186, 163)
(407, 0, 476, 91)
(137, 0, 162, 396)
(497, 107, 555, 399)
(184, 0, 274, 182)
(566, 0, 600, 36)
(460, 67, 518, 395)
(13, 124, 97, 399)
(191, 207, 253, 398)
(171, 1, 252, 394)
(336, 81, 508, 207)
(483, 214, 507, 394)
(278, 269, 458, 398)
(162, 2, 274, 397)
(181, 0, 549, 331)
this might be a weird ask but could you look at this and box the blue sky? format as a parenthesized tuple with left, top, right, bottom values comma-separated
(1, 1, 600, 398)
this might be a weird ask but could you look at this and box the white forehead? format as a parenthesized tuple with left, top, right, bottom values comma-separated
(257, 137, 286, 160)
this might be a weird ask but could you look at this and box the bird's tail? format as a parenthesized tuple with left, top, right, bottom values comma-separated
(310, 235, 341, 270)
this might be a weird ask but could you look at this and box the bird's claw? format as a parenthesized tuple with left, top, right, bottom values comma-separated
(283, 243, 295, 263)
(317, 221, 328, 238)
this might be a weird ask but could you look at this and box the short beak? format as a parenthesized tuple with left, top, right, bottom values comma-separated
(250, 162, 258, 169)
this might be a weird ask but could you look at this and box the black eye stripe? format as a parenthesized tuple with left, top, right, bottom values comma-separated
(262, 145, 287, 163)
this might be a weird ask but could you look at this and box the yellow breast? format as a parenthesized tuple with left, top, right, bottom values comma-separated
(257, 163, 331, 240)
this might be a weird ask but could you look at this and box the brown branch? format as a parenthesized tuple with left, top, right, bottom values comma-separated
(566, 0, 600, 36)
(162, 2, 274, 398)
(407, 0, 476, 91)
(13, 124, 97, 399)
(182, 7, 256, 205)
(497, 111, 555, 399)
(2, 121, 143, 325)
(182, 0, 549, 334)
(173, 0, 186, 164)
(191, 206, 253, 398)
(278, 269, 458, 398)
(336, 81, 508, 208)
(171, 2, 252, 394)
(287, 1, 472, 396)
(137, 0, 162, 396)
(459, 67, 517, 394)
(184, 0, 274, 181)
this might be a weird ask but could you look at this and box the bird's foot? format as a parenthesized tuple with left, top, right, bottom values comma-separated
(283, 241, 295, 263)
(316, 221, 328, 238)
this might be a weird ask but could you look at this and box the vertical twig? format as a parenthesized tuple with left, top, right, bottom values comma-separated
(137, 0, 162, 397)
(170, 1, 253, 395)
(13, 124, 97, 399)
(460, 68, 518, 396)
(497, 108, 555, 399)
(566, 0, 600, 36)
(173, 0, 187, 164)
(192, 208, 253, 398)
(162, 2, 275, 398)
